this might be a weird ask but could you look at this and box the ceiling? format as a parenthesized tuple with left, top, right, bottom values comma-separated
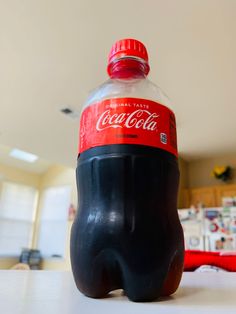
(0, 0, 236, 167)
(0, 144, 52, 174)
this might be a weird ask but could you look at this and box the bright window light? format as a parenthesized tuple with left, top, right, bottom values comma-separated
(10, 149, 38, 163)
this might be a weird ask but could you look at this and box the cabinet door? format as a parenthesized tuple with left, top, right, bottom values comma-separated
(190, 187, 216, 207)
(178, 188, 190, 209)
(215, 184, 236, 206)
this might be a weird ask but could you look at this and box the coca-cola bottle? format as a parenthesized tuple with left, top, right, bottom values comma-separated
(70, 38, 184, 302)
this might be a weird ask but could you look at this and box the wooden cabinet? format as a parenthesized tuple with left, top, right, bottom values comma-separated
(178, 188, 190, 208)
(180, 184, 236, 208)
(215, 184, 236, 206)
(189, 187, 216, 207)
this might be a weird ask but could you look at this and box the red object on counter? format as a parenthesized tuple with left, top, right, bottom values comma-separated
(184, 250, 236, 271)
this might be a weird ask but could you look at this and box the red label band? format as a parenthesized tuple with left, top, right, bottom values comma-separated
(79, 98, 178, 156)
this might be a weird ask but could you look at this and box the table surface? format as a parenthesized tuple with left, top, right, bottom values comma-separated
(0, 270, 236, 314)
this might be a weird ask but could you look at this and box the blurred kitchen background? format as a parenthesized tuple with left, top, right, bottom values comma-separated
(1, 0, 236, 269)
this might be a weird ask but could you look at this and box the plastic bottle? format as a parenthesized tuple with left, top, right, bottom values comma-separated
(70, 38, 184, 302)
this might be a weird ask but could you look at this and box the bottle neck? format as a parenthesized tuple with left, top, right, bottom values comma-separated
(107, 58, 149, 79)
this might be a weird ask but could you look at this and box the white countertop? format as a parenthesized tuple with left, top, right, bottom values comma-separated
(0, 270, 236, 314)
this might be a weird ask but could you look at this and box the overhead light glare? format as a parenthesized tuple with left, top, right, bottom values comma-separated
(10, 149, 38, 163)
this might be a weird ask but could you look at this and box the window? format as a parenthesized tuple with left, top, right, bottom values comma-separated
(0, 182, 38, 256)
(37, 186, 71, 258)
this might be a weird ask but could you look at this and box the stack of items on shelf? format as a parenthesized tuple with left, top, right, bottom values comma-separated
(179, 196, 236, 272)
(179, 204, 236, 252)
(178, 207, 204, 250)
(19, 249, 42, 270)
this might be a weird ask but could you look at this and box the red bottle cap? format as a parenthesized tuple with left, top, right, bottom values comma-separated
(107, 39, 150, 75)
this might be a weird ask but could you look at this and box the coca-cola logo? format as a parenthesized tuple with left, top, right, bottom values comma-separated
(96, 109, 159, 131)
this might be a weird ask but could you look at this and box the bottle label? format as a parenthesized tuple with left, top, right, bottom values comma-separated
(79, 98, 178, 156)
